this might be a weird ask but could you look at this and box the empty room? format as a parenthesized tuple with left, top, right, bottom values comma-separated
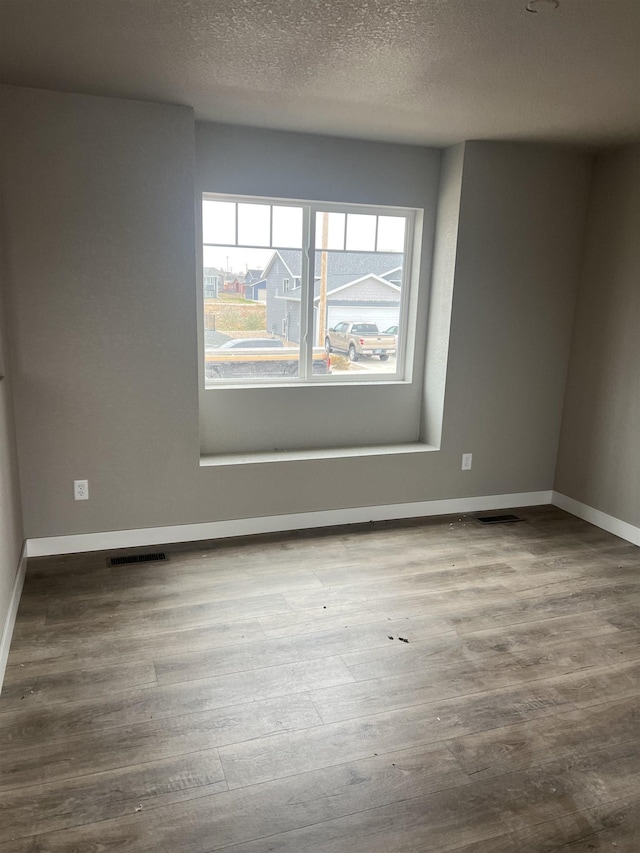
(0, 1, 639, 850)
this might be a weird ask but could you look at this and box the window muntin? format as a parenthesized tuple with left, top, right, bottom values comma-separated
(202, 194, 417, 386)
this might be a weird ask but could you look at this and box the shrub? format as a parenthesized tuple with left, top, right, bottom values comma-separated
(330, 354, 351, 371)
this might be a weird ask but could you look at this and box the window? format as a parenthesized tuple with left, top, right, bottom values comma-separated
(202, 194, 419, 385)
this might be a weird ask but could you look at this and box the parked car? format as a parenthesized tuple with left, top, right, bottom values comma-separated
(325, 322, 396, 361)
(206, 346, 330, 379)
(384, 325, 399, 351)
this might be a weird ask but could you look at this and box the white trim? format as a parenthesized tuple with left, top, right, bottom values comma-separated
(552, 492, 640, 548)
(0, 542, 28, 695)
(26, 491, 553, 558)
(262, 249, 296, 280)
(316, 273, 401, 299)
(203, 441, 436, 465)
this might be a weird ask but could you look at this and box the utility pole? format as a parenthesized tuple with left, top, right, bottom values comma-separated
(318, 212, 329, 347)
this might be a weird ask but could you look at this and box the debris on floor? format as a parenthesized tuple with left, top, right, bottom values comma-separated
(398, 637, 409, 643)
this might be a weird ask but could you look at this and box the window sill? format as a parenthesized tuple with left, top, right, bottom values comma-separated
(203, 378, 410, 391)
(200, 442, 437, 467)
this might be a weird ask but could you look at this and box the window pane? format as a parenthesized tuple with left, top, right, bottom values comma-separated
(205, 248, 303, 381)
(238, 203, 271, 247)
(315, 211, 345, 250)
(345, 214, 376, 251)
(313, 249, 402, 377)
(202, 194, 415, 386)
(272, 206, 303, 248)
(203, 200, 236, 245)
(377, 216, 406, 252)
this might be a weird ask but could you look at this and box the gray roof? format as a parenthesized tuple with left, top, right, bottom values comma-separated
(275, 250, 402, 296)
(245, 268, 264, 283)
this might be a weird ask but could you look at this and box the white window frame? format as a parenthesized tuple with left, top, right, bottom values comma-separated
(283, 277, 290, 292)
(202, 192, 419, 388)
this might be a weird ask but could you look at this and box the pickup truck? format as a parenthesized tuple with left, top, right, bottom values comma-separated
(325, 322, 396, 361)
(206, 345, 330, 379)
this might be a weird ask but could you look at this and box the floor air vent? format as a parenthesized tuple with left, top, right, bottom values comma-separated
(475, 514, 523, 524)
(108, 552, 168, 566)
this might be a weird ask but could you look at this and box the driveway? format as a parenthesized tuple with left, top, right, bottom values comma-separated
(335, 355, 398, 375)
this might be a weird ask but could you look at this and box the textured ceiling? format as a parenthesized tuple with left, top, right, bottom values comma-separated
(1, 0, 639, 146)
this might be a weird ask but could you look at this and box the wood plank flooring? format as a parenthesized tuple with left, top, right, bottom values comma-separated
(1, 506, 639, 852)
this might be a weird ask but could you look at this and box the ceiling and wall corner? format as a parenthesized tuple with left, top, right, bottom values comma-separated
(0, 0, 638, 147)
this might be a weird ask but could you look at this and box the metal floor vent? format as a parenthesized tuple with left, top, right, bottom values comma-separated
(475, 514, 523, 524)
(108, 552, 168, 566)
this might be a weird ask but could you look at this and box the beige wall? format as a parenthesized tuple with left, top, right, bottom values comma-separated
(0, 86, 593, 540)
(555, 145, 640, 527)
(0, 242, 24, 637)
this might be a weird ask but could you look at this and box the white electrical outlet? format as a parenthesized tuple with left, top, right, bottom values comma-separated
(461, 453, 473, 471)
(74, 479, 89, 500)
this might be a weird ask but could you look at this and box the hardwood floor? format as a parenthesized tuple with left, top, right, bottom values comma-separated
(1, 506, 638, 852)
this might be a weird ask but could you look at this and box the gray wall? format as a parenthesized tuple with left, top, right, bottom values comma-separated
(0, 86, 200, 538)
(555, 145, 640, 527)
(444, 142, 592, 492)
(0, 86, 593, 539)
(422, 143, 465, 447)
(196, 123, 440, 454)
(0, 242, 24, 638)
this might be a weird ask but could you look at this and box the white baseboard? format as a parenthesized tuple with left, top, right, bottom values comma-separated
(552, 492, 640, 548)
(0, 543, 28, 694)
(26, 490, 553, 557)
